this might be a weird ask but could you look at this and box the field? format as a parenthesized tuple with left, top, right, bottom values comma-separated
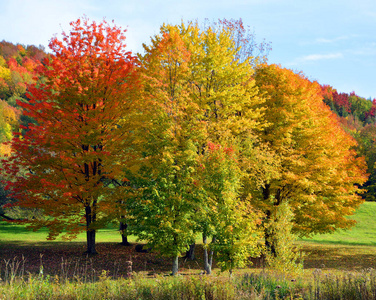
(300, 201, 376, 246)
(1, 202, 376, 299)
(298, 201, 376, 271)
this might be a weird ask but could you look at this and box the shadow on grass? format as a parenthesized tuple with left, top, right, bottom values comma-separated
(299, 238, 376, 247)
(300, 243, 376, 271)
(0, 242, 212, 280)
(3, 220, 376, 278)
(0, 221, 49, 233)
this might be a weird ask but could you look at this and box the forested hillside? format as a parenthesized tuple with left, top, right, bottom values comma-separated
(320, 85, 376, 201)
(0, 41, 47, 220)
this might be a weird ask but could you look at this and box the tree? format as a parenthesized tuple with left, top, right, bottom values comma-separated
(0, 100, 21, 220)
(253, 64, 367, 247)
(127, 20, 268, 275)
(2, 17, 140, 254)
(196, 142, 261, 275)
(127, 27, 202, 275)
(0, 100, 20, 144)
(332, 91, 351, 117)
(365, 99, 376, 123)
(356, 124, 376, 201)
(263, 201, 303, 275)
(215, 18, 271, 66)
(177, 20, 269, 273)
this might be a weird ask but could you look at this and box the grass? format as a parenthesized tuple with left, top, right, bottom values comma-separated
(2, 202, 376, 245)
(0, 221, 138, 245)
(295, 202, 376, 272)
(1, 202, 376, 299)
(299, 201, 376, 246)
(3, 266, 376, 299)
(0, 272, 303, 300)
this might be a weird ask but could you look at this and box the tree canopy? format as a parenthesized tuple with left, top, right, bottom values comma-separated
(0, 17, 371, 274)
(253, 64, 368, 238)
(1, 17, 141, 254)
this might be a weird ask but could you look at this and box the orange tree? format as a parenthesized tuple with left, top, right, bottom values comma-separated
(1, 18, 140, 254)
(253, 64, 368, 252)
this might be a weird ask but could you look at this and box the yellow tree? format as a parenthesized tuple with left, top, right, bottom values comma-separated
(176, 21, 269, 273)
(253, 64, 368, 251)
(130, 21, 270, 275)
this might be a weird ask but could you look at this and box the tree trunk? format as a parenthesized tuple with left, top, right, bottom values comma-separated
(262, 185, 280, 257)
(184, 243, 195, 260)
(208, 238, 215, 270)
(203, 235, 210, 274)
(171, 255, 179, 276)
(264, 209, 276, 257)
(85, 205, 97, 254)
(119, 221, 131, 246)
(203, 234, 215, 275)
(86, 228, 97, 254)
(264, 229, 276, 256)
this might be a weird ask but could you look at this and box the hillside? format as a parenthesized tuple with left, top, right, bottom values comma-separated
(301, 201, 376, 245)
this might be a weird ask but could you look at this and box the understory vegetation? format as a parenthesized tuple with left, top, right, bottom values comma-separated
(2, 266, 376, 299)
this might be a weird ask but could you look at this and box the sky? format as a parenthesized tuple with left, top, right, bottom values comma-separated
(1, 0, 375, 99)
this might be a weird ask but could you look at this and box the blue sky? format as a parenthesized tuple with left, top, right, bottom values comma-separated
(1, 0, 375, 99)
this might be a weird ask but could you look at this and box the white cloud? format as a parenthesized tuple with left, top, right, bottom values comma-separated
(287, 53, 344, 66)
(300, 53, 344, 62)
(315, 36, 349, 44)
(348, 44, 376, 57)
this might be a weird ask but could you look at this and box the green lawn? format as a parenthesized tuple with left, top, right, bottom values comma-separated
(1, 202, 376, 281)
(300, 201, 376, 245)
(1, 201, 375, 246)
(0, 221, 137, 245)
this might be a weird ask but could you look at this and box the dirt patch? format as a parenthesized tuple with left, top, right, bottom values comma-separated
(0, 242, 220, 279)
(2, 242, 376, 280)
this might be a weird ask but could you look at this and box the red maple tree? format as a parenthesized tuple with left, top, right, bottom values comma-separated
(2, 17, 140, 254)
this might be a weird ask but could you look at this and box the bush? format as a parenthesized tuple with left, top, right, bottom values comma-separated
(264, 202, 304, 276)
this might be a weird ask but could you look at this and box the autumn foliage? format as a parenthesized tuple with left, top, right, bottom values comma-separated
(2, 18, 140, 254)
(253, 64, 367, 238)
(0, 17, 371, 274)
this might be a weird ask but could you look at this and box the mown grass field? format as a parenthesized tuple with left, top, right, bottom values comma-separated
(300, 201, 376, 246)
(297, 201, 376, 272)
(0, 221, 137, 244)
(2, 202, 375, 245)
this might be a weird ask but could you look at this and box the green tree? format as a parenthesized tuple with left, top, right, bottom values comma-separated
(196, 142, 262, 275)
(348, 93, 373, 124)
(264, 201, 303, 275)
(176, 22, 270, 271)
(126, 27, 203, 275)
(357, 124, 376, 201)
